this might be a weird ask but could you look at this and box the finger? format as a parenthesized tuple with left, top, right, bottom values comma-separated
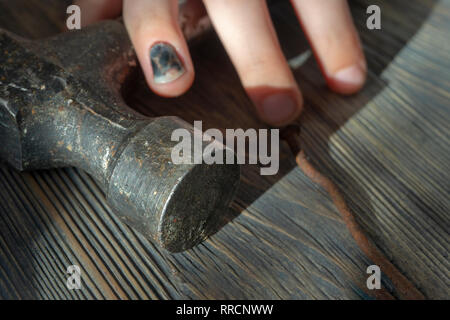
(123, 0, 194, 97)
(74, 0, 123, 26)
(178, 0, 211, 40)
(203, 0, 302, 126)
(291, 0, 366, 94)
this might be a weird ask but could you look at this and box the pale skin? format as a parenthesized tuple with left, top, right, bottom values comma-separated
(75, 0, 366, 126)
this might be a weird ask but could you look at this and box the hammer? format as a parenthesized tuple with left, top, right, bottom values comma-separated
(0, 21, 240, 252)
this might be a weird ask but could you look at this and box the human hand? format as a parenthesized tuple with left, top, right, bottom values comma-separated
(75, 0, 366, 126)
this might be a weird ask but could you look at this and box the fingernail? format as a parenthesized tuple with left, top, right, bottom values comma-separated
(331, 64, 365, 87)
(150, 42, 185, 84)
(260, 93, 297, 125)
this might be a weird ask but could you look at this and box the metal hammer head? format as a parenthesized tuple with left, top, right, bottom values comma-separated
(0, 21, 240, 252)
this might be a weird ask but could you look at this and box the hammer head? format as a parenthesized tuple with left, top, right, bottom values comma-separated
(0, 21, 240, 252)
(107, 117, 240, 252)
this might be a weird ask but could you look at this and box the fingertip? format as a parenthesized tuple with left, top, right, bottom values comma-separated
(247, 87, 303, 127)
(291, 0, 367, 96)
(144, 64, 195, 98)
(123, 0, 194, 98)
(140, 41, 195, 98)
(327, 60, 367, 95)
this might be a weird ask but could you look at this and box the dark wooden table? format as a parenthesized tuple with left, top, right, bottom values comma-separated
(0, 0, 448, 299)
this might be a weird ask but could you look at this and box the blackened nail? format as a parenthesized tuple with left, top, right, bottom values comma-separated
(150, 42, 185, 84)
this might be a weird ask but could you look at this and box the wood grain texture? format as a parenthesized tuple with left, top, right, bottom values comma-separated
(0, 0, 448, 299)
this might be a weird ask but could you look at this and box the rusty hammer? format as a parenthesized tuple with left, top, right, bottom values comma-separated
(0, 21, 240, 252)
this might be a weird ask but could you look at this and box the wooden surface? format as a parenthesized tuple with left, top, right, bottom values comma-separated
(0, 0, 448, 299)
